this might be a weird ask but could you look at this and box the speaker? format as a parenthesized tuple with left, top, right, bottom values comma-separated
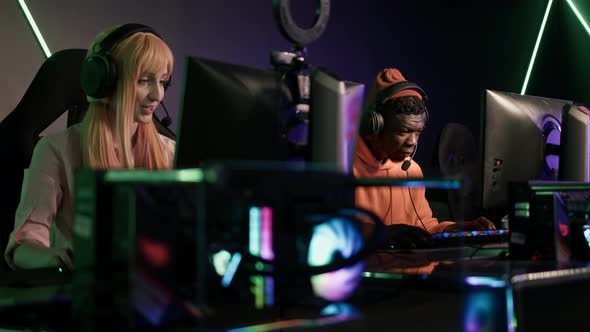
(360, 81, 429, 137)
(80, 23, 170, 99)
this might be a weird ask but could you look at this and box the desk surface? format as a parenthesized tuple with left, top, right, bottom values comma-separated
(364, 244, 590, 281)
(2, 247, 590, 332)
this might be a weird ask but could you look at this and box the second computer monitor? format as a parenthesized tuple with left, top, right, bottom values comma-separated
(481, 89, 571, 213)
(309, 69, 365, 174)
(175, 56, 366, 174)
(174, 56, 293, 169)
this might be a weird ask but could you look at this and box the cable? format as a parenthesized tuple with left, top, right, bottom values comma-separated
(383, 169, 393, 224)
(411, 143, 418, 160)
(158, 101, 172, 128)
(404, 164, 428, 232)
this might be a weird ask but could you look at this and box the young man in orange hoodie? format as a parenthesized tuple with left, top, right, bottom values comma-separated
(354, 68, 494, 249)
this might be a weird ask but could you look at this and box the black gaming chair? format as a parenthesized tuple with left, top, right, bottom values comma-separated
(0, 49, 175, 270)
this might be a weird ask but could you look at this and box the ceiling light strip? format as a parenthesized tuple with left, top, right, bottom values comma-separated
(17, 0, 51, 58)
(566, 0, 590, 37)
(521, 0, 553, 95)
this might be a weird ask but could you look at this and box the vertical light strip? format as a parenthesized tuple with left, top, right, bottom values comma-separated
(521, 0, 553, 95)
(17, 0, 51, 58)
(264, 276, 274, 306)
(249, 207, 261, 257)
(505, 288, 517, 332)
(566, 0, 590, 37)
(260, 207, 275, 261)
(250, 275, 265, 309)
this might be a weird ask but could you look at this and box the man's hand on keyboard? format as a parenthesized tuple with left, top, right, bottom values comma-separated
(385, 224, 433, 249)
(444, 217, 496, 232)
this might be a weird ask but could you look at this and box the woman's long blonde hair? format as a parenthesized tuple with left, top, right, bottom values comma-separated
(80, 27, 174, 170)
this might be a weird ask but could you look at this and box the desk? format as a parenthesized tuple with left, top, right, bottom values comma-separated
(360, 246, 590, 332)
(0, 284, 70, 331)
(2, 247, 589, 332)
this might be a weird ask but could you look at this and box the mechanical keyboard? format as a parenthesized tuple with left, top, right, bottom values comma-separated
(431, 229, 510, 248)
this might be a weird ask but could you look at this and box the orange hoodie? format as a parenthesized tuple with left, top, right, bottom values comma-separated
(353, 137, 453, 234)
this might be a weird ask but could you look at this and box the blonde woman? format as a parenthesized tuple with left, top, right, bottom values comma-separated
(5, 24, 175, 270)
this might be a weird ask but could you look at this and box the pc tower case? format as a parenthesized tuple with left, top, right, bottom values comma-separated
(72, 168, 209, 331)
(508, 181, 590, 262)
(71, 165, 362, 331)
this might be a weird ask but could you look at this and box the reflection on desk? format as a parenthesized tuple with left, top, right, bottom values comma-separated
(360, 245, 590, 332)
(2, 248, 590, 332)
(0, 285, 70, 331)
(365, 245, 509, 277)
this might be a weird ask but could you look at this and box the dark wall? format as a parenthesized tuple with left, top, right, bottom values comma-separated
(2, 0, 589, 168)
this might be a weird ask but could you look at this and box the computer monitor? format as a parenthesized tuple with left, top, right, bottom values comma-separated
(174, 56, 366, 174)
(309, 69, 365, 174)
(481, 89, 571, 214)
(559, 104, 590, 182)
(174, 56, 293, 168)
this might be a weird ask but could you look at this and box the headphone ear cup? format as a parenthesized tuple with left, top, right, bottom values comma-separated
(360, 107, 385, 137)
(81, 24, 164, 100)
(81, 53, 118, 99)
(371, 111, 384, 136)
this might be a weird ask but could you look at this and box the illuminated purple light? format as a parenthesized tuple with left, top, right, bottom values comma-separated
(260, 207, 275, 260)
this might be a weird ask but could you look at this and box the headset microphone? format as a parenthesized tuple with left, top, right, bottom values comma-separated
(401, 143, 418, 171)
(401, 160, 411, 171)
(159, 101, 172, 128)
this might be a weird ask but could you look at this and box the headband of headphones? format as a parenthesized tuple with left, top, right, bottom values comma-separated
(374, 81, 428, 110)
(81, 23, 167, 99)
(98, 23, 161, 54)
(360, 81, 429, 137)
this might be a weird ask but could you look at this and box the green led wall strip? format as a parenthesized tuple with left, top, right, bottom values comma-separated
(566, 0, 590, 37)
(521, 0, 554, 95)
(521, 0, 590, 95)
(17, 0, 51, 58)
